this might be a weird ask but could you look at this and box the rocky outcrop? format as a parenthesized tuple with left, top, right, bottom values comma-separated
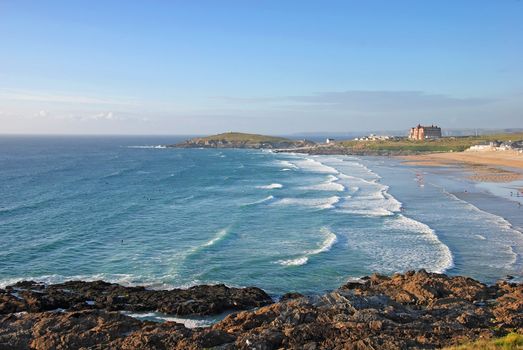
(175, 138, 315, 149)
(0, 271, 521, 349)
(172, 132, 316, 149)
(0, 280, 272, 316)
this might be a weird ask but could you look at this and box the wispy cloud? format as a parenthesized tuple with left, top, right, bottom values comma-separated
(219, 90, 495, 111)
(0, 88, 139, 106)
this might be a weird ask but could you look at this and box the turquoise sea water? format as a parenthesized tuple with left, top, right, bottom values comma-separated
(1, 136, 522, 296)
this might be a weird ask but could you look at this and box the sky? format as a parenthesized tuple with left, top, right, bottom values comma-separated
(0, 0, 522, 135)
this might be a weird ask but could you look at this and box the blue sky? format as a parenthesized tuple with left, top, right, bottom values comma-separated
(1, 0, 522, 135)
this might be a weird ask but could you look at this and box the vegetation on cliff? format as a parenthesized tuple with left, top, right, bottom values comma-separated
(336, 132, 523, 154)
(444, 332, 523, 350)
(173, 132, 315, 149)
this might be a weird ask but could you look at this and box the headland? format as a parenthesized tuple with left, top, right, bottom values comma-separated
(172, 132, 315, 149)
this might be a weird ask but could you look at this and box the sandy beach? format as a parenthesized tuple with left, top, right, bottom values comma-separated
(402, 150, 523, 183)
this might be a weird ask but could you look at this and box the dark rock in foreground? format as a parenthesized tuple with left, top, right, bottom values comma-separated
(1, 271, 521, 349)
(0, 281, 272, 316)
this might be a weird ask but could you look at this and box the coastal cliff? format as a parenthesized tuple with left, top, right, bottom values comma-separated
(172, 132, 315, 149)
(1, 271, 521, 349)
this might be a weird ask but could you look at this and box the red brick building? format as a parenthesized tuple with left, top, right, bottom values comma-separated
(409, 124, 442, 140)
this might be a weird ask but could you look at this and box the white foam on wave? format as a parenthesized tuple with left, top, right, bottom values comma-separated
(387, 214, 454, 273)
(273, 196, 340, 210)
(289, 155, 455, 275)
(335, 172, 403, 216)
(203, 227, 230, 247)
(257, 183, 283, 190)
(278, 160, 298, 169)
(290, 158, 338, 174)
(438, 189, 522, 269)
(338, 189, 402, 217)
(127, 145, 167, 149)
(277, 228, 338, 267)
(0, 273, 163, 290)
(301, 175, 346, 192)
(242, 195, 275, 206)
(278, 257, 309, 266)
(122, 312, 213, 328)
(309, 228, 338, 255)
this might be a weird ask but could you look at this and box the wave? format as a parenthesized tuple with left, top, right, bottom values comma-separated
(257, 183, 283, 190)
(277, 257, 309, 266)
(127, 145, 167, 149)
(203, 227, 231, 247)
(337, 190, 402, 217)
(289, 156, 402, 216)
(242, 195, 275, 206)
(309, 227, 338, 255)
(301, 175, 345, 192)
(336, 180, 402, 216)
(289, 158, 338, 174)
(388, 214, 454, 273)
(437, 187, 522, 269)
(278, 160, 298, 169)
(0, 273, 158, 289)
(122, 311, 215, 328)
(277, 228, 338, 267)
(273, 196, 340, 210)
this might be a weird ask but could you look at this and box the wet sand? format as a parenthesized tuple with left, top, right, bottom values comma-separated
(402, 150, 523, 183)
(399, 150, 523, 243)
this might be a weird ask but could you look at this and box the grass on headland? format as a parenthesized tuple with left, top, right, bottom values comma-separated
(197, 132, 291, 143)
(444, 333, 523, 350)
(338, 132, 523, 153)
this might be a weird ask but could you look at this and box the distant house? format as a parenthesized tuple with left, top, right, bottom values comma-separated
(354, 134, 392, 142)
(325, 138, 335, 144)
(467, 140, 523, 153)
(409, 124, 442, 140)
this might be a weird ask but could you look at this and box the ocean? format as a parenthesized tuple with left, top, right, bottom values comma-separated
(1, 136, 522, 298)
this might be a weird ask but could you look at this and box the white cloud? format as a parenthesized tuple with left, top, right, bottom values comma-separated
(90, 111, 115, 120)
(36, 110, 49, 117)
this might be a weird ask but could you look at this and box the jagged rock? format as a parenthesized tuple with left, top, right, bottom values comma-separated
(0, 271, 521, 349)
(1, 281, 273, 316)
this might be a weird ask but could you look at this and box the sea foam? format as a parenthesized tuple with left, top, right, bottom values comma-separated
(243, 195, 275, 206)
(203, 227, 231, 247)
(301, 175, 346, 192)
(277, 228, 338, 266)
(257, 183, 283, 189)
(273, 196, 340, 210)
(127, 145, 167, 149)
(289, 158, 338, 174)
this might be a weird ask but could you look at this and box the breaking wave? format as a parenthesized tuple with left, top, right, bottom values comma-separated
(273, 196, 340, 210)
(242, 195, 275, 206)
(257, 183, 283, 189)
(301, 175, 345, 192)
(203, 227, 231, 247)
(127, 145, 167, 149)
(277, 228, 338, 266)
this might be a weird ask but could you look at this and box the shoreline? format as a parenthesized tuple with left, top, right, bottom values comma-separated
(399, 149, 523, 208)
(1, 271, 521, 349)
(401, 150, 523, 183)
